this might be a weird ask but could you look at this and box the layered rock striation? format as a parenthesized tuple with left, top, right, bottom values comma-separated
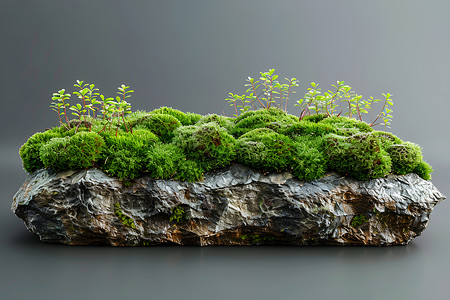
(12, 164, 445, 246)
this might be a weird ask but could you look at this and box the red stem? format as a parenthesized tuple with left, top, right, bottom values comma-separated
(251, 81, 266, 109)
(285, 84, 291, 112)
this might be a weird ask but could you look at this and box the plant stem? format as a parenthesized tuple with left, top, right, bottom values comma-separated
(370, 97, 387, 127)
(268, 77, 273, 109)
(251, 81, 266, 109)
(122, 114, 129, 133)
(285, 84, 291, 112)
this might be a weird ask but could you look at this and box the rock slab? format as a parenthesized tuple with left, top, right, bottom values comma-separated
(12, 164, 446, 246)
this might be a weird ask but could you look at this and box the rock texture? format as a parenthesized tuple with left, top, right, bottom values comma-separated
(12, 164, 445, 246)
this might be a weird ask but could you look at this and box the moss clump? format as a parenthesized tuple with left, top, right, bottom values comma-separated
(195, 114, 234, 131)
(146, 143, 203, 182)
(413, 160, 433, 180)
(101, 131, 159, 180)
(170, 206, 187, 223)
(387, 142, 423, 175)
(324, 133, 392, 180)
(236, 128, 295, 172)
(291, 136, 327, 181)
(231, 109, 297, 138)
(129, 113, 181, 143)
(370, 131, 403, 150)
(40, 132, 105, 171)
(283, 121, 336, 138)
(320, 116, 374, 136)
(350, 214, 368, 228)
(20, 106, 434, 184)
(20, 130, 61, 173)
(114, 203, 136, 229)
(301, 113, 329, 123)
(148, 106, 191, 126)
(173, 122, 236, 171)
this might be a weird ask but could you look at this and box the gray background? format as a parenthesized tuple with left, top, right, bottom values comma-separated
(1, 1, 449, 299)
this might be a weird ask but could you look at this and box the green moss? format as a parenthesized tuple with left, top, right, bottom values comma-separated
(291, 136, 327, 181)
(39, 137, 71, 171)
(19, 130, 61, 172)
(371, 131, 403, 150)
(169, 206, 186, 223)
(114, 203, 136, 229)
(20, 107, 433, 184)
(185, 112, 203, 125)
(387, 142, 423, 175)
(301, 113, 329, 123)
(195, 114, 234, 131)
(240, 234, 274, 244)
(129, 113, 181, 142)
(173, 122, 236, 171)
(150, 106, 190, 126)
(231, 110, 297, 138)
(100, 131, 159, 180)
(236, 128, 294, 172)
(320, 116, 374, 136)
(351, 214, 368, 228)
(413, 160, 433, 180)
(146, 143, 203, 182)
(283, 121, 336, 138)
(324, 133, 392, 180)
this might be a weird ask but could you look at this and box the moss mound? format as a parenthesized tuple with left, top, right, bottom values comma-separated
(19, 107, 433, 182)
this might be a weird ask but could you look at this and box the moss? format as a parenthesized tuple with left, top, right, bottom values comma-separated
(40, 131, 106, 172)
(283, 121, 336, 138)
(170, 206, 187, 223)
(301, 113, 329, 123)
(19, 130, 61, 173)
(100, 131, 159, 180)
(150, 106, 191, 126)
(413, 160, 433, 180)
(129, 113, 181, 142)
(39, 137, 71, 171)
(291, 136, 327, 181)
(114, 203, 136, 229)
(231, 108, 297, 137)
(370, 131, 403, 149)
(387, 142, 423, 175)
(185, 112, 203, 125)
(324, 133, 392, 180)
(173, 122, 236, 171)
(20, 107, 433, 184)
(195, 114, 234, 131)
(146, 143, 203, 182)
(66, 132, 105, 169)
(350, 214, 368, 228)
(320, 116, 374, 136)
(240, 234, 275, 244)
(236, 128, 295, 172)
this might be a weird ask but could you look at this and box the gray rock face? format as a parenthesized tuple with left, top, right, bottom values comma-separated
(12, 164, 445, 246)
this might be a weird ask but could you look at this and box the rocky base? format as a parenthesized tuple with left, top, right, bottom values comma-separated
(12, 164, 445, 246)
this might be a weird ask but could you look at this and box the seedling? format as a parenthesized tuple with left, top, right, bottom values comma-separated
(50, 89, 71, 130)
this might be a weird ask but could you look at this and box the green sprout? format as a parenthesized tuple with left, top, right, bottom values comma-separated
(50, 89, 71, 130)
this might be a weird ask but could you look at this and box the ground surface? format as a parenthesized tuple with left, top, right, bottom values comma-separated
(2, 145, 449, 300)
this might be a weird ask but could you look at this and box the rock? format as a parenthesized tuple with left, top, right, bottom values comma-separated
(12, 164, 445, 246)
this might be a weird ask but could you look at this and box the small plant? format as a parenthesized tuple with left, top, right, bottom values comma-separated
(112, 84, 134, 136)
(226, 69, 299, 115)
(50, 89, 71, 130)
(114, 203, 136, 229)
(169, 206, 186, 223)
(296, 81, 394, 128)
(351, 214, 369, 228)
